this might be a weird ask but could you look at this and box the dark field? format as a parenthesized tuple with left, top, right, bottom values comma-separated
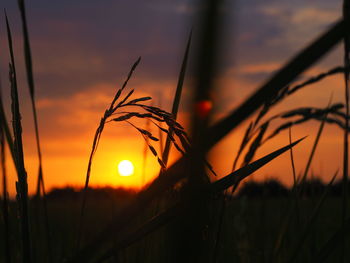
(1, 184, 350, 263)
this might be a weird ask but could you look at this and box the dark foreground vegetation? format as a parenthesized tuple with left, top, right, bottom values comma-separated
(1, 180, 350, 262)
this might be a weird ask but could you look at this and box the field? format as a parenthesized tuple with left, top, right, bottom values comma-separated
(1, 0, 350, 262)
(1, 185, 350, 262)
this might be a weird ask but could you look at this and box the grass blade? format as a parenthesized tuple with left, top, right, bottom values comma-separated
(299, 99, 331, 188)
(161, 30, 192, 169)
(211, 137, 305, 193)
(142, 117, 150, 185)
(289, 127, 300, 224)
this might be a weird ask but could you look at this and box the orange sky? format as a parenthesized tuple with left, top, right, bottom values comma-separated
(0, 0, 347, 196)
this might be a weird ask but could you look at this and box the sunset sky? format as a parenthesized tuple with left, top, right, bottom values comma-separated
(0, 0, 347, 196)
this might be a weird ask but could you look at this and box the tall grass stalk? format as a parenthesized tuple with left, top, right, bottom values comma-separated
(180, 0, 224, 261)
(5, 13, 32, 263)
(17, 1, 52, 260)
(142, 117, 150, 185)
(299, 99, 331, 186)
(76, 57, 141, 250)
(288, 127, 301, 254)
(342, 1, 350, 262)
(0, 80, 11, 263)
(17, 0, 46, 200)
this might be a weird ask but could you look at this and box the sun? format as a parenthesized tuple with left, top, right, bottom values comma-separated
(118, 160, 134, 176)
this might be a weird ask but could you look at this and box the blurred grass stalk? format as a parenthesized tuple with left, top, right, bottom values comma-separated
(177, 0, 224, 261)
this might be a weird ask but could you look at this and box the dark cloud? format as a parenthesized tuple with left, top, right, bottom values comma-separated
(1, 0, 195, 104)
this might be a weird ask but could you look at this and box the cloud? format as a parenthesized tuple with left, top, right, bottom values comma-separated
(259, 3, 340, 48)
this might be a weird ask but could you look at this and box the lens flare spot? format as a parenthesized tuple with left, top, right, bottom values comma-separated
(195, 100, 213, 119)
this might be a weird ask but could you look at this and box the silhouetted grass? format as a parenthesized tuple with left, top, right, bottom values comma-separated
(5, 12, 33, 263)
(17, 1, 52, 259)
(342, 2, 350, 262)
(2, 2, 350, 263)
(161, 31, 192, 169)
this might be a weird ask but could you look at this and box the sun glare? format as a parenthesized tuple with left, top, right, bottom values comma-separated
(118, 160, 134, 176)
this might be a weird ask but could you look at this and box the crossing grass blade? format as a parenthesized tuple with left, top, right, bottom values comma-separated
(5, 12, 32, 263)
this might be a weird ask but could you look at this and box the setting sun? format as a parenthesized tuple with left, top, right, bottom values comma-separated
(118, 160, 134, 176)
